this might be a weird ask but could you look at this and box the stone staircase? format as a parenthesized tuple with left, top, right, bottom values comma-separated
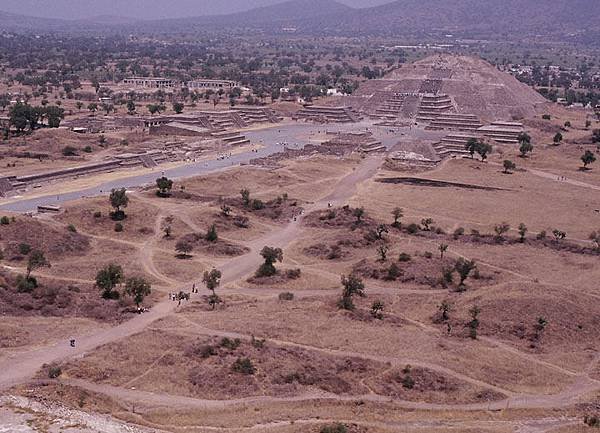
(210, 130, 250, 146)
(358, 140, 385, 153)
(477, 121, 524, 144)
(427, 113, 483, 131)
(401, 95, 421, 118)
(139, 154, 158, 168)
(233, 107, 282, 125)
(433, 133, 477, 159)
(416, 94, 454, 123)
(375, 93, 406, 118)
(297, 105, 362, 123)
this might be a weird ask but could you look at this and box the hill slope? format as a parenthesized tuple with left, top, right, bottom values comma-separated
(293, 0, 600, 37)
(141, 0, 600, 40)
(145, 0, 352, 32)
(1, 0, 598, 39)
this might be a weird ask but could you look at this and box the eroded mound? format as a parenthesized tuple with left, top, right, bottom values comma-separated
(0, 271, 133, 322)
(58, 328, 505, 404)
(0, 216, 90, 260)
(60, 329, 381, 399)
(367, 366, 505, 404)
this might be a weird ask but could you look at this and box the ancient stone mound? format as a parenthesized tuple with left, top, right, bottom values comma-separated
(354, 54, 548, 122)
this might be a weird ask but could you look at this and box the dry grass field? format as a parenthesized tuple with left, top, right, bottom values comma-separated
(1, 101, 600, 432)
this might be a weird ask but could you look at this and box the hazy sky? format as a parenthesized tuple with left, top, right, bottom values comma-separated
(0, 0, 393, 20)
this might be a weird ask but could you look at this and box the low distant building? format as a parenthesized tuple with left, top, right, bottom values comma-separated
(123, 77, 178, 89)
(186, 79, 239, 91)
(327, 88, 346, 97)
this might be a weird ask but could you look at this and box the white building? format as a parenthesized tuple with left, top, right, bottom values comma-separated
(123, 77, 178, 89)
(186, 79, 239, 91)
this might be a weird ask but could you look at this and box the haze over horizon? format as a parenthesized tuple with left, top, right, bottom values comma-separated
(0, 0, 393, 20)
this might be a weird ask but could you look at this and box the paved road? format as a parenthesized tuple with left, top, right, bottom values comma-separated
(0, 121, 429, 213)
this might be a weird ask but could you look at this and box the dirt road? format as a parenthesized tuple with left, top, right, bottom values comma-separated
(0, 156, 383, 392)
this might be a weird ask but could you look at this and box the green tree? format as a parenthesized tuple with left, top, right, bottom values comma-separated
(553, 132, 563, 144)
(503, 160, 516, 174)
(465, 138, 478, 159)
(455, 258, 477, 289)
(125, 277, 151, 308)
(202, 268, 222, 310)
(439, 243, 448, 259)
(353, 207, 365, 224)
(87, 103, 98, 113)
(468, 305, 481, 339)
(172, 102, 184, 114)
(438, 300, 452, 322)
(175, 239, 193, 258)
(375, 224, 388, 240)
(126, 100, 136, 115)
(156, 176, 173, 197)
(519, 139, 534, 157)
(391, 207, 403, 228)
(161, 215, 174, 238)
(476, 142, 493, 161)
(518, 223, 528, 243)
(338, 274, 365, 311)
(533, 317, 548, 344)
(9, 102, 40, 132)
(220, 204, 231, 217)
(421, 218, 433, 231)
(232, 357, 255, 375)
(109, 188, 129, 220)
(147, 104, 160, 115)
(101, 103, 114, 115)
(26, 250, 48, 281)
(45, 106, 65, 128)
(377, 245, 388, 262)
(256, 246, 283, 277)
(581, 150, 596, 169)
(95, 263, 123, 299)
(552, 229, 566, 241)
(371, 300, 384, 319)
(205, 224, 218, 242)
(240, 188, 250, 206)
(91, 77, 100, 93)
(494, 222, 510, 242)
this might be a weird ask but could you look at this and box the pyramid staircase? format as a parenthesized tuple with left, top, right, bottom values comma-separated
(416, 94, 454, 122)
(297, 105, 362, 123)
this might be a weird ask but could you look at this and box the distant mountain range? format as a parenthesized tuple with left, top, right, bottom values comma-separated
(0, 0, 598, 40)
